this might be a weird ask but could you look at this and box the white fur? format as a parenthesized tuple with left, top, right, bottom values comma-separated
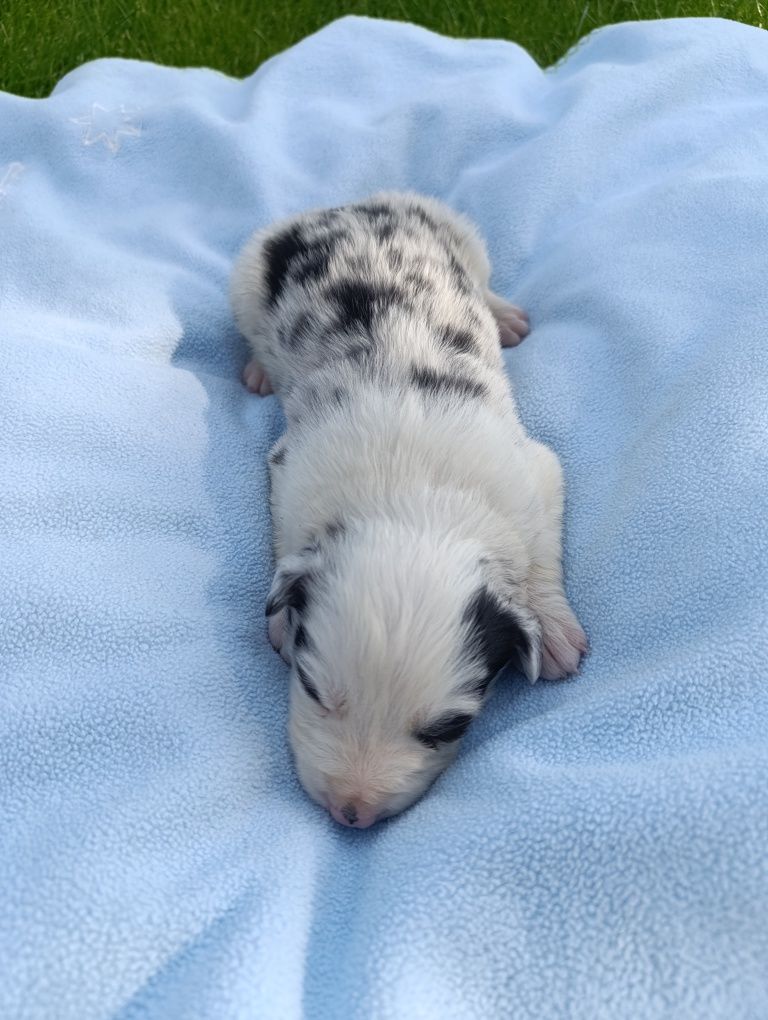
(231, 192, 586, 826)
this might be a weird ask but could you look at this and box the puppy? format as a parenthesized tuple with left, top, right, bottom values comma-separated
(230, 192, 586, 828)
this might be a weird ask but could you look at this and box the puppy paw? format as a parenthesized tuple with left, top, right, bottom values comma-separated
(539, 610, 587, 680)
(495, 304, 530, 348)
(268, 608, 291, 663)
(243, 358, 274, 396)
(486, 292, 530, 348)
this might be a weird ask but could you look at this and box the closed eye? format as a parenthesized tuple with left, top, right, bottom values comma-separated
(415, 712, 474, 750)
(296, 663, 325, 709)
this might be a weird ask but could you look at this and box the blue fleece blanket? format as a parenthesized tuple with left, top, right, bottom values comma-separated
(1, 15, 767, 1019)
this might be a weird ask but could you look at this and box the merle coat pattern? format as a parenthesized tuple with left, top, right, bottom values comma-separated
(231, 192, 586, 828)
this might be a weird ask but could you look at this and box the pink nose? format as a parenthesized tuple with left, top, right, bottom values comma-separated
(329, 801, 378, 829)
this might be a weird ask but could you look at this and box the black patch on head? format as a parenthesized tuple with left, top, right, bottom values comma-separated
(269, 446, 286, 466)
(410, 365, 487, 401)
(264, 225, 305, 307)
(265, 570, 309, 617)
(439, 327, 478, 355)
(463, 587, 531, 678)
(327, 279, 407, 334)
(415, 712, 474, 749)
(331, 386, 347, 407)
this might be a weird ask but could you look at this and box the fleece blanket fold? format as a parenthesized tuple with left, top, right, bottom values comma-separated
(1, 15, 767, 1020)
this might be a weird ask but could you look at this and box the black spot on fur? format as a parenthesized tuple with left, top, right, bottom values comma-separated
(415, 712, 474, 749)
(292, 246, 332, 286)
(269, 446, 286, 466)
(410, 365, 486, 400)
(292, 231, 346, 287)
(375, 220, 396, 242)
(264, 225, 305, 307)
(386, 248, 405, 273)
(355, 201, 396, 221)
(463, 587, 531, 677)
(439, 327, 478, 355)
(409, 205, 439, 233)
(325, 520, 346, 540)
(344, 342, 372, 363)
(265, 570, 308, 616)
(355, 202, 399, 241)
(305, 385, 348, 416)
(447, 252, 472, 295)
(294, 623, 308, 648)
(404, 270, 429, 291)
(296, 663, 322, 705)
(462, 673, 494, 699)
(316, 208, 341, 226)
(327, 279, 407, 334)
(288, 310, 315, 349)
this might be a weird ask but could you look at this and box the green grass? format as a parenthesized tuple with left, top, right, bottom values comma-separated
(1, 0, 765, 97)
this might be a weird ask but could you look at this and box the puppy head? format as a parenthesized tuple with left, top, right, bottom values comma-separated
(266, 522, 540, 828)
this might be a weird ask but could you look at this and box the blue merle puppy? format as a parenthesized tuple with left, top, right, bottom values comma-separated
(230, 192, 586, 828)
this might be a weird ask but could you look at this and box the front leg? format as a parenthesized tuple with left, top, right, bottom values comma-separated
(266, 435, 291, 662)
(243, 357, 274, 395)
(524, 442, 587, 679)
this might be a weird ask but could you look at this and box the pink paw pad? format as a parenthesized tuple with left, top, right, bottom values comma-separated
(243, 359, 274, 396)
(496, 306, 530, 348)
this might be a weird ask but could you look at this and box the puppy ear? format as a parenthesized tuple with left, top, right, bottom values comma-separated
(265, 554, 312, 617)
(465, 586, 542, 683)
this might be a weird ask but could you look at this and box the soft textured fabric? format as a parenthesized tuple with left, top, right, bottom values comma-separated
(1, 15, 767, 1020)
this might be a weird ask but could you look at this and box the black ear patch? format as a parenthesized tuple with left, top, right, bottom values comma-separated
(265, 568, 309, 617)
(415, 712, 474, 750)
(464, 587, 533, 679)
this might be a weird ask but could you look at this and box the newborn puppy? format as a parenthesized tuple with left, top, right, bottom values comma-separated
(230, 192, 586, 828)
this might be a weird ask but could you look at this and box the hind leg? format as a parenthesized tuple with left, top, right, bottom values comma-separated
(486, 290, 530, 347)
(243, 358, 274, 396)
(524, 442, 587, 679)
